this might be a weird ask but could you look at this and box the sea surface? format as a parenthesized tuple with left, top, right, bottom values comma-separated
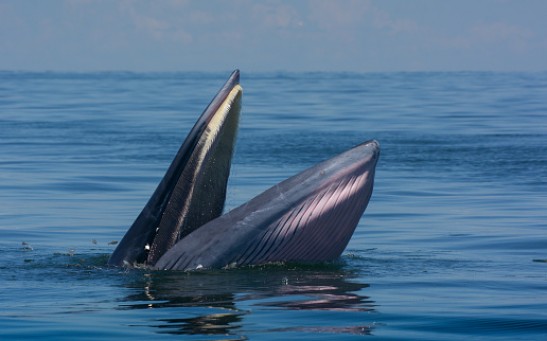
(0, 71, 546, 340)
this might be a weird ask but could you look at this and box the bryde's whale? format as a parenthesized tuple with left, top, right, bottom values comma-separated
(109, 70, 380, 270)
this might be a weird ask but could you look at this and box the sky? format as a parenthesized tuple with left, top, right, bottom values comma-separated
(1, 0, 546, 72)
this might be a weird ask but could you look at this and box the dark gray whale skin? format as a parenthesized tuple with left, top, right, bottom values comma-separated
(108, 70, 380, 270)
(154, 139, 379, 271)
(108, 70, 242, 267)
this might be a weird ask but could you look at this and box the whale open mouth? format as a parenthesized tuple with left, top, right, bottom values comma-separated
(109, 70, 380, 271)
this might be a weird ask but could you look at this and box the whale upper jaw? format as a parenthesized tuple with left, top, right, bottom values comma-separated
(108, 70, 242, 267)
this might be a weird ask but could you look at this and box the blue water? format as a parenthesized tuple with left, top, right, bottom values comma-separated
(1, 71, 546, 340)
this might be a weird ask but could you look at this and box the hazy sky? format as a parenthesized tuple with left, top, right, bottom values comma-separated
(1, 0, 546, 72)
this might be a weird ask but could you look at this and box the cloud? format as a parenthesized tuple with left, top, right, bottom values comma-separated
(118, 0, 194, 44)
(472, 22, 532, 44)
(251, 3, 303, 29)
(440, 21, 534, 53)
(309, 0, 371, 32)
(369, 7, 419, 35)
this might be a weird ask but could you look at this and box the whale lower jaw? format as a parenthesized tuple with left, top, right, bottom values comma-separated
(154, 140, 380, 271)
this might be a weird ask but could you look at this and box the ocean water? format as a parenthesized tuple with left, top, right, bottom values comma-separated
(0, 71, 546, 340)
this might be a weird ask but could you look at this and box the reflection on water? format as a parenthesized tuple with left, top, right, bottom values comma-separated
(152, 312, 244, 337)
(118, 265, 375, 337)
